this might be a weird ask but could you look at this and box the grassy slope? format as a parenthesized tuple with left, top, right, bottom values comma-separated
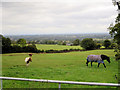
(2, 50, 118, 88)
(36, 44, 83, 50)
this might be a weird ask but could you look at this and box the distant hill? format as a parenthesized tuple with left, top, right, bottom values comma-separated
(5, 33, 113, 41)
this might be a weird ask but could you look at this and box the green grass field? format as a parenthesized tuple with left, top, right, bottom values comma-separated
(36, 44, 83, 50)
(2, 49, 119, 88)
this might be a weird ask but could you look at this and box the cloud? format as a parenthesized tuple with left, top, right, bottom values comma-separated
(2, 0, 118, 35)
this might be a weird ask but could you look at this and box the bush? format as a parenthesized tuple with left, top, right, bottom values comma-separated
(115, 53, 120, 60)
(110, 43, 117, 49)
(81, 38, 96, 50)
(96, 43, 101, 49)
(22, 45, 37, 53)
(12, 45, 22, 53)
(103, 39, 111, 49)
(73, 39, 80, 46)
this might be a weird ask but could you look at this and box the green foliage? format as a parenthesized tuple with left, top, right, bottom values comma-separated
(2, 36, 11, 47)
(73, 39, 80, 46)
(39, 40, 57, 44)
(22, 44, 37, 53)
(2, 35, 40, 53)
(108, 19, 120, 60)
(2, 36, 12, 53)
(110, 43, 117, 49)
(114, 45, 120, 60)
(81, 38, 96, 50)
(96, 43, 101, 49)
(115, 15, 120, 23)
(109, 23, 120, 44)
(103, 39, 111, 49)
(17, 38, 26, 47)
(12, 45, 22, 53)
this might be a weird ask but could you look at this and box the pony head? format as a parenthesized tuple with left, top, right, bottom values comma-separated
(106, 57, 110, 63)
(29, 54, 32, 57)
(101, 54, 110, 63)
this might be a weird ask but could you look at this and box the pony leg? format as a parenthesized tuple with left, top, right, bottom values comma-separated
(98, 63, 100, 67)
(26, 64, 29, 66)
(86, 61, 89, 66)
(86, 58, 90, 66)
(91, 61, 93, 67)
(103, 63, 106, 68)
(26, 63, 29, 66)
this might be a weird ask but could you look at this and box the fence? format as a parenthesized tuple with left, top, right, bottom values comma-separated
(0, 77, 120, 89)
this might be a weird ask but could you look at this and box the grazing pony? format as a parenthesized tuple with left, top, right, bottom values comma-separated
(25, 54, 32, 66)
(86, 54, 110, 68)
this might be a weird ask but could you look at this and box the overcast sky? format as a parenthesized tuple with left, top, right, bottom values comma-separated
(1, 0, 118, 35)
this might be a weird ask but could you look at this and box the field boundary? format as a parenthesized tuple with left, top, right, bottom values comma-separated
(0, 77, 120, 89)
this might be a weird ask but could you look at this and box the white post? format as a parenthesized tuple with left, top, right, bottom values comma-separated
(59, 83, 61, 89)
(1, 80, 2, 90)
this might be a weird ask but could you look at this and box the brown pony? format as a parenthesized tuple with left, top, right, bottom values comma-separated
(25, 54, 32, 66)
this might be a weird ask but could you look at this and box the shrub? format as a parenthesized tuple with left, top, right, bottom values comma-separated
(22, 44, 37, 53)
(81, 38, 96, 50)
(103, 39, 111, 49)
(12, 45, 22, 53)
(96, 43, 101, 49)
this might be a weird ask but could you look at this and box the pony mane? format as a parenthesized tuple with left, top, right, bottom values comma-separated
(101, 54, 107, 57)
(101, 54, 109, 60)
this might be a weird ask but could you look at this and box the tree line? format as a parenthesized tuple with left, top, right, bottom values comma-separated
(8, 35, 114, 48)
(2, 35, 38, 53)
(1, 34, 116, 54)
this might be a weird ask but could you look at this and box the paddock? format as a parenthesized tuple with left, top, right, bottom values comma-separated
(2, 50, 118, 88)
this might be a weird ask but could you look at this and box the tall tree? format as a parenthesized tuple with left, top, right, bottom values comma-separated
(108, 0, 120, 60)
(17, 38, 26, 47)
(2, 36, 12, 53)
(109, 23, 120, 60)
(103, 39, 111, 49)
